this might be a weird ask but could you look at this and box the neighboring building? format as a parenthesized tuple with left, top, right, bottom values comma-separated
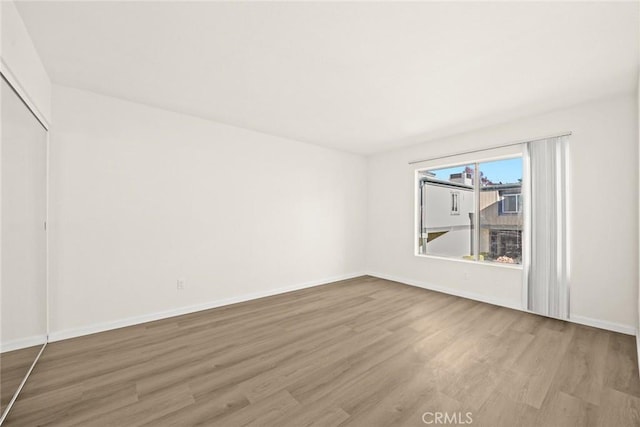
(419, 172, 475, 258)
(419, 172, 522, 263)
(479, 183, 523, 263)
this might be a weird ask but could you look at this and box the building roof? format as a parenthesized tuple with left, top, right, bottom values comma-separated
(422, 177, 473, 190)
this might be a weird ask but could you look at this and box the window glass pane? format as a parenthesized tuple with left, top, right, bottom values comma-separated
(418, 164, 476, 259)
(478, 157, 523, 264)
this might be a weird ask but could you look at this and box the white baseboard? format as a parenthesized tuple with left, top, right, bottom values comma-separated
(569, 315, 636, 336)
(1, 334, 47, 353)
(367, 271, 637, 336)
(367, 271, 522, 311)
(48, 272, 366, 343)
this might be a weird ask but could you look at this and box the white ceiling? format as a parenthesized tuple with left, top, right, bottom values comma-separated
(16, 1, 640, 154)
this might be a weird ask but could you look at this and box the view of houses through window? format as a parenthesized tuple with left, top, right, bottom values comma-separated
(417, 157, 523, 264)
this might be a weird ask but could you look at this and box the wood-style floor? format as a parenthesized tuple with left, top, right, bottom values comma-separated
(4, 276, 640, 426)
(1, 344, 42, 415)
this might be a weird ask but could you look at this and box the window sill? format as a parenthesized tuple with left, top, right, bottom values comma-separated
(414, 253, 523, 270)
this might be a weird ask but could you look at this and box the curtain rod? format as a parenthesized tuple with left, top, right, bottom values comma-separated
(407, 131, 572, 165)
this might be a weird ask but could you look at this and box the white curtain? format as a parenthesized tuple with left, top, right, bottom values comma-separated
(524, 135, 569, 319)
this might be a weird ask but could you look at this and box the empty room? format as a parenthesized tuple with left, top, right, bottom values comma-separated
(1, 1, 639, 426)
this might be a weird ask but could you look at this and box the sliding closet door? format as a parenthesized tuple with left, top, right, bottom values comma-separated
(0, 76, 47, 416)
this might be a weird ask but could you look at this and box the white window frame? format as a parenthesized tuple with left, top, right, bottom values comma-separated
(502, 194, 521, 214)
(414, 150, 524, 269)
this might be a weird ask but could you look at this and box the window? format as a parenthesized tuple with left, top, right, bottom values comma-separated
(417, 156, 523, 265)
(501, 194, 521, 214)
(450, 192, 460, 215)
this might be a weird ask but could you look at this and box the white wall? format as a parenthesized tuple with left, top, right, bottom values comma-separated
(367, 93, 638, 333)
(0, 0, 51, 125)
(424, 185, 474, 229)
(48, 85, 367, 339)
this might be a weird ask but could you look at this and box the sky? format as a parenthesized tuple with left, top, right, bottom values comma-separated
(430, 157, 522, 184)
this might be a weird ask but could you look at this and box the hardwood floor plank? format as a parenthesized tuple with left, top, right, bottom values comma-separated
(534, 390, 598, 427)
(272, 404, 351, 427)
(470, 329, 535, 370)
(604, 333, 640, 398)
(509, 325, 575, 408)
(285, 327, 417, 405)
(210, 389, 299, 427)
(595, 387, 640, 427)
(551, 325, 610, 405)
(237, 327, 389, 403)
(474, 389, 539, 427)
(139, 387, 250, 426)
(437, 358, 504, 411)
(77, 384, 195, 427)
(336, 361, 441, 426)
